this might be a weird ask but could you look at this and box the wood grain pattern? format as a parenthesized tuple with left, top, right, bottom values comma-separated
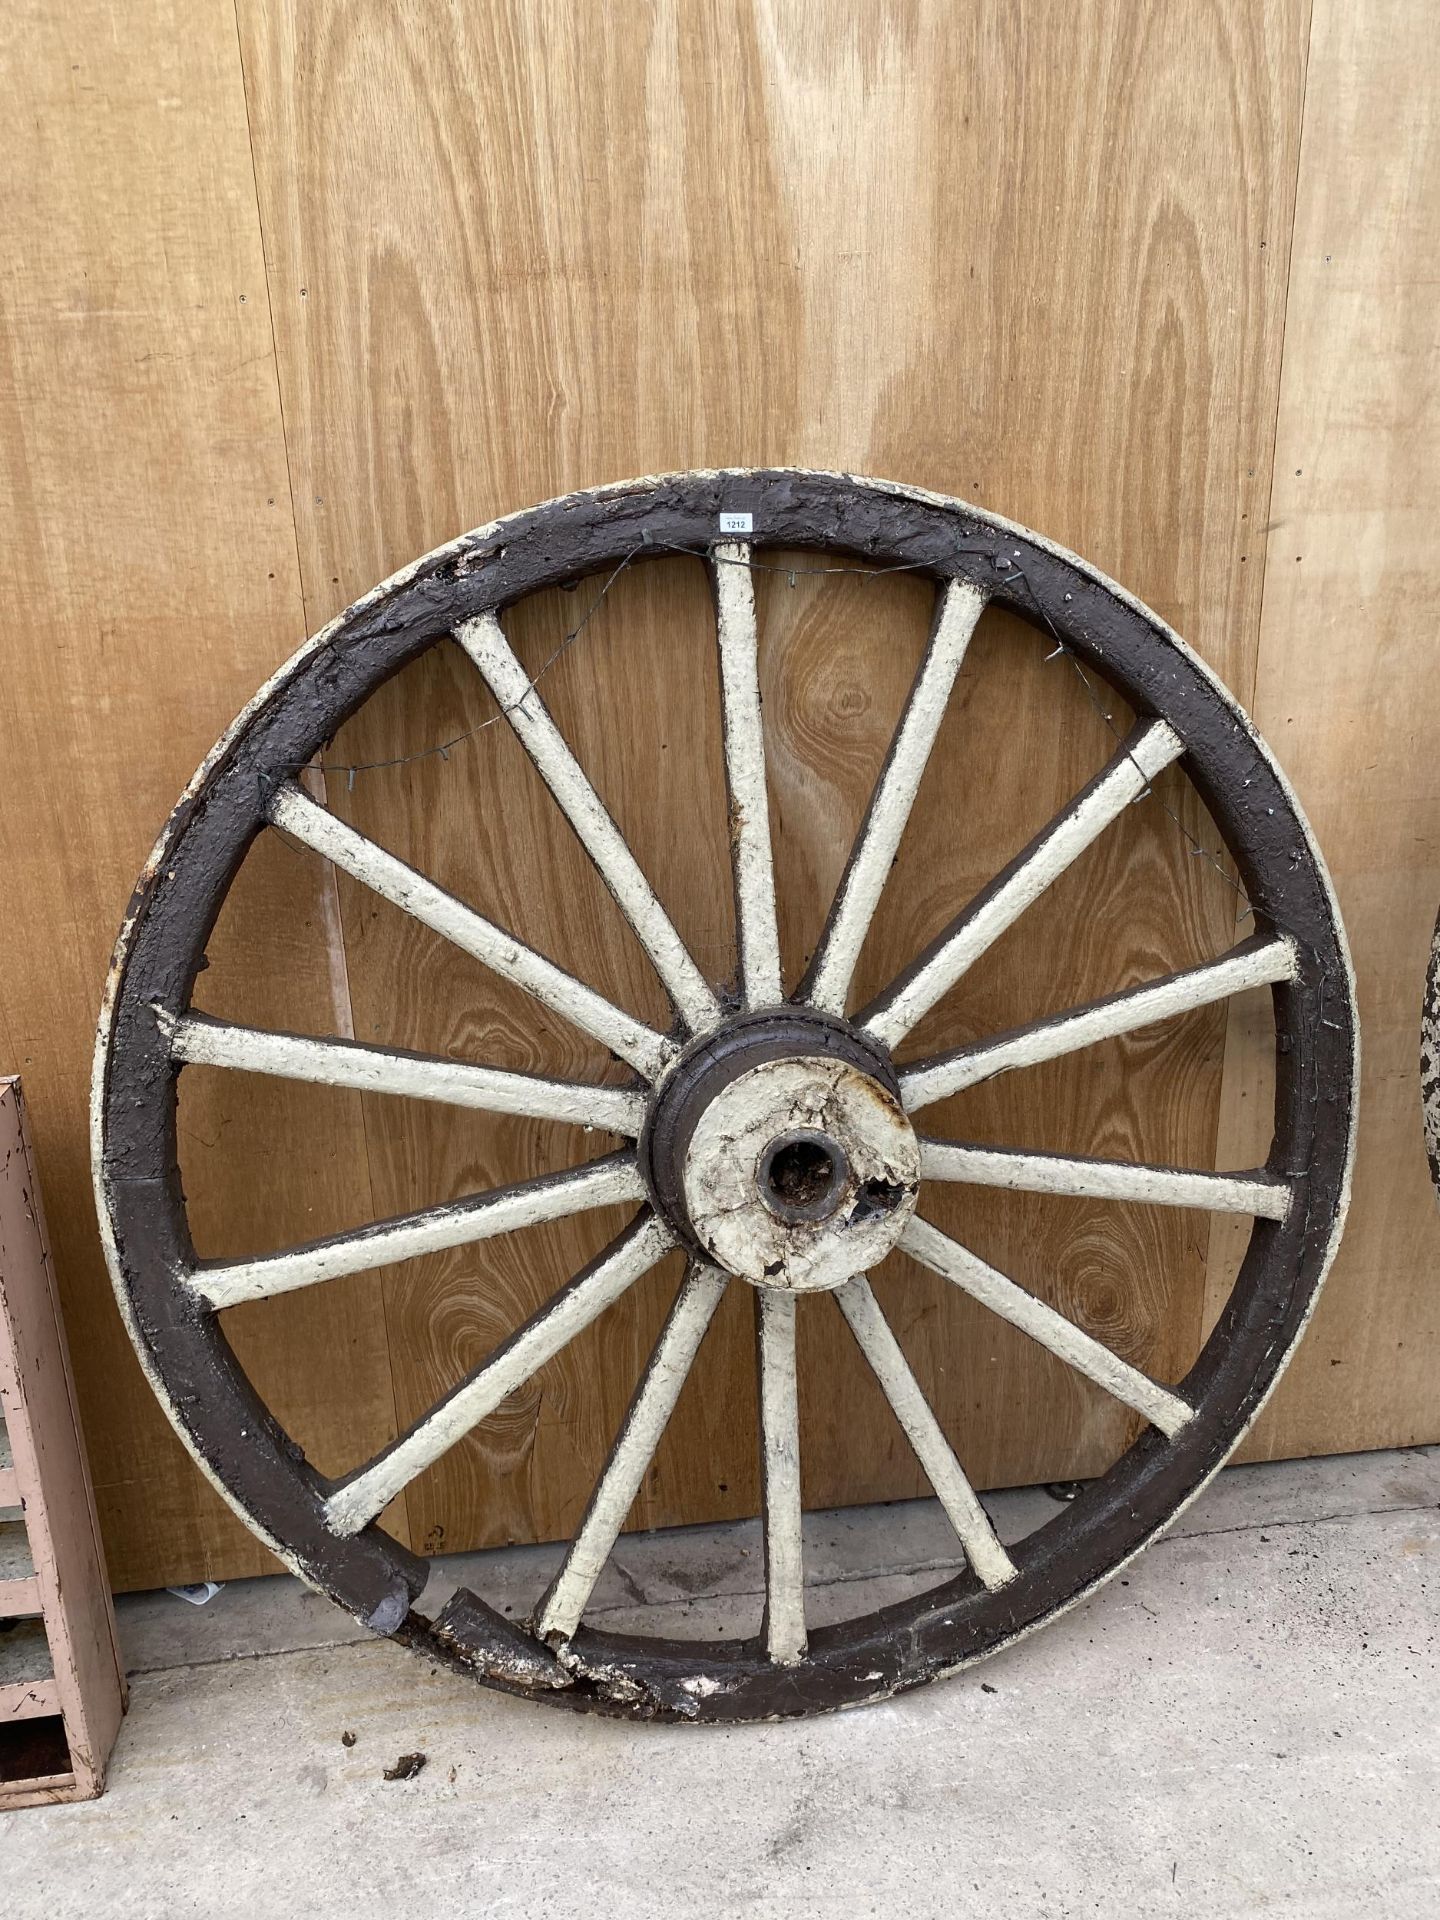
(0, 0, 404, 1585)
(319, 561, 755, 1547)
(231, 0, 1310, 1552)
(782, 589, 1241, 1503)
(18, 0, 1424, 1591)
(1205, 0, 1440, 1457)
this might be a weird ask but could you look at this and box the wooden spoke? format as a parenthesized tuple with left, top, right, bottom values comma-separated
(834, 1277, 1016, 1590)
(804, 579, 987, 1016)
(900, 1215, 1194, 1438)
(268, 782, 673, 1080)
(454, 613, 722, 1034)
(919, 1140, 1291, 1220)
(900, 936, 1300, 1112)
(711, 543, 782, 1007)
(161, 1009, 647, 1136)
(325, 1211, 676, 1536)
(189, 1152, 645, 1310)
(535, 1261, 729, 1644)
(861, 719, 1185, 1048)
(755, 1287, 806, 1663)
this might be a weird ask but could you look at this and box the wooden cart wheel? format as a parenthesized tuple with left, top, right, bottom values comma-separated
(92, 471, 1357, 1721)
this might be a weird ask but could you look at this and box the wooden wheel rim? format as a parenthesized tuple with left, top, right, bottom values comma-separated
(1423, 909, 1440, 1199)
(92, 470, 1358, 1722)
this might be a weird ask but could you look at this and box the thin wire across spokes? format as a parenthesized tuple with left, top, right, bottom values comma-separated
(454, 613, 722, 1036)
(858, 720, 1185, 1050)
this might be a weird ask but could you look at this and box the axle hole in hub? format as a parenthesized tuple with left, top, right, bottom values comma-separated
(758, 1130, 849, 1224)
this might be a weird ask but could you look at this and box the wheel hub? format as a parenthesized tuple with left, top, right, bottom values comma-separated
(641, 1010, 921, 1291)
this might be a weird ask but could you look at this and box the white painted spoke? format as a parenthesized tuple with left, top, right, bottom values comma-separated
(712, 543, 782, 1007)
(861, 719, 1185, 1048)
(755, 1288, 806, 1663)
(190, 1153, 646, 1310)
(269, 783, 673, 1080)
(805, 578, 987, 1015)
(162, 1010, 647, 1136)
(900, 936, 1299, 1111)
(834, 1277, 1016, 1590)
(901, 1215, 1194, 1438)
(454, 613, 721, 1034)
(535, 1261, 729, 1643)
(919, 1140, 1291, 1220)
(325, 1211, 676, 1536)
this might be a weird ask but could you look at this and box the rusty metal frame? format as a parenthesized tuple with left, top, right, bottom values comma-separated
(91, 470, 1358, 1722)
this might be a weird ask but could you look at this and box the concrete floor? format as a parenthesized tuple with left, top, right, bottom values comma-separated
(6, 1447, 1438, 1918)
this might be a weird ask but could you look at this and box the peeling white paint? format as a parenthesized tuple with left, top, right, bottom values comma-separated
(325, 1212, 676, 1536)
(163, 1010, 646, 1135)
(835, 1277, 1016, 1590)
(679, 1673, 723, 1697)
(919, 1140, 1291, 1220)
(807, 578, 986, 1016)
(901, 1215, 1194, 1438)
(713, 543, 783, 1008)
(756, 1288, 807, 1665)
(537, 1261, 728, 1643)
(454, 613, 722, 1036)
(88, 467, 1361, 1704)
(682, 1056, 919, 1292)
(901, 937, 1300, 1111)
(864, 720, 1186, 1048)
(268, 782, 674, 1081)
(191, 1156, 647, 1309)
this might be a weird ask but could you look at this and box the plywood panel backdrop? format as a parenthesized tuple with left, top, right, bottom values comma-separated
(0, 0, 408, 1586)
(1205, 0, 1440, 1461)
(1, 0, 1433, 1589)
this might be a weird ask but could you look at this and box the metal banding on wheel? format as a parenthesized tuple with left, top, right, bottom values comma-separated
(91, 470, 1358, 1722)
